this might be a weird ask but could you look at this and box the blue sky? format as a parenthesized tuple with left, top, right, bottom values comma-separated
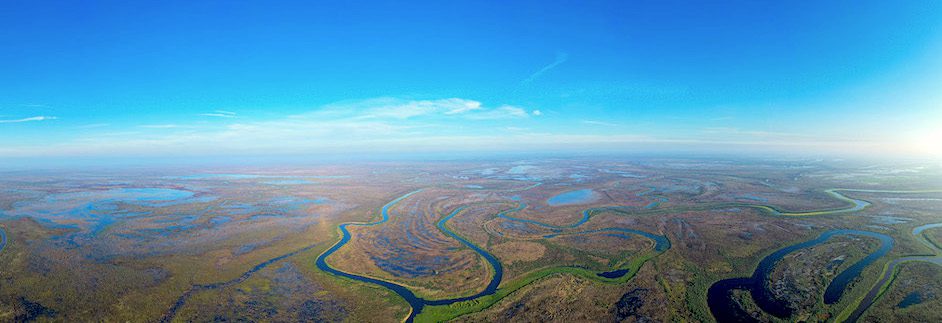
(2, 0, 941, 160)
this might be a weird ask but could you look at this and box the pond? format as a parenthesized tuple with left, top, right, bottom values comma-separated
(547, 189, 599, 206)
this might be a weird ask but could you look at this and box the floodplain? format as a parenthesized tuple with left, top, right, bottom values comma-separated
(1, 157, 941, 322)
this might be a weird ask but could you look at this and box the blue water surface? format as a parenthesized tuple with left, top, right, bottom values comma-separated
(547, 189, 598, 206)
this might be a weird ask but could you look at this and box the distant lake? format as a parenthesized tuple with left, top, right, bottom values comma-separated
(172, 174, 349, 180)
(264, 180, 314, 185)
(547, 189, 599, 206)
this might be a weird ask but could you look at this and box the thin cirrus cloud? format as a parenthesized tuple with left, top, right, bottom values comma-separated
(199, 110, 237, 118)
(701, 127, 813, 140)
(140, 124, 193, 129)
(351, 98, 481, 119)
(0, 97, 546, 157)
(0, 116, 57, 124)
(320, 97, 536, 120)
(522, 52, 569, 84)
(0, 97, 913, 158)
(463, 105, 537, 120)
(582, 120, 619, 127)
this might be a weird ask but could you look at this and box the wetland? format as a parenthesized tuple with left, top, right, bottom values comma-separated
(1, 158, 940, 322)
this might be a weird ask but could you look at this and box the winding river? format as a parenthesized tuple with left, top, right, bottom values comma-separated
(707, 230, 894, 322)
(497, 202, 591, 230)
(161, 244, 319, 322)
(315, 190, 507, 321)
(841, 222, 942, 322)
(314, 187, 936, 322)
(316, 189, 670, 322)
(429, 207, 503, 304)
(0, 227, 7, 254)
(703, 189, 942, 322)
(544, 227, 671, 278)
(315, 191, 514, 321)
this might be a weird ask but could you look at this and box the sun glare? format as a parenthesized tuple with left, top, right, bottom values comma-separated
(905, 125, 942, 158)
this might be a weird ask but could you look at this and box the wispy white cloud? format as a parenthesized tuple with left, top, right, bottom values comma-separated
(702, 127, 812, 139)
(442, 100, 482, 115)
(140, 124, 191, 129)
(464, 105, 533, 120)
(312, 98, 533, 121)
(0, 98, 550, 157)
(0, 116, 57, 124)
(13, 98, 892, 158)
(582, 120, 619, 127)
(522, 52, 568, 84)
(199, 113, 236, 118)
(199, 110, 237, 118)
(337, 98, 483, 119)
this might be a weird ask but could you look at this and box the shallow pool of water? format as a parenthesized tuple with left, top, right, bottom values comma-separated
(264, 180, 314, 185)
(547, 189, 599, 206)
(898, 292, 925, 308)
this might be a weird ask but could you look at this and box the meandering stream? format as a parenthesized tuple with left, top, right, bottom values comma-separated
(707, 230, 894, 322)
(842, 222, 942, 322)
(160, 244, 318, 322)
(316, 189, 672, 322)
(313, 187, 935, 322)
(316, 191, 517, 321)
(0, 228, 7, 254)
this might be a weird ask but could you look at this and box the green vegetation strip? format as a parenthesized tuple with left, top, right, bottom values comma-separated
(416, 249, 660, 322)
(835, 224, 942, 322)
(316, 187, 940, 322)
